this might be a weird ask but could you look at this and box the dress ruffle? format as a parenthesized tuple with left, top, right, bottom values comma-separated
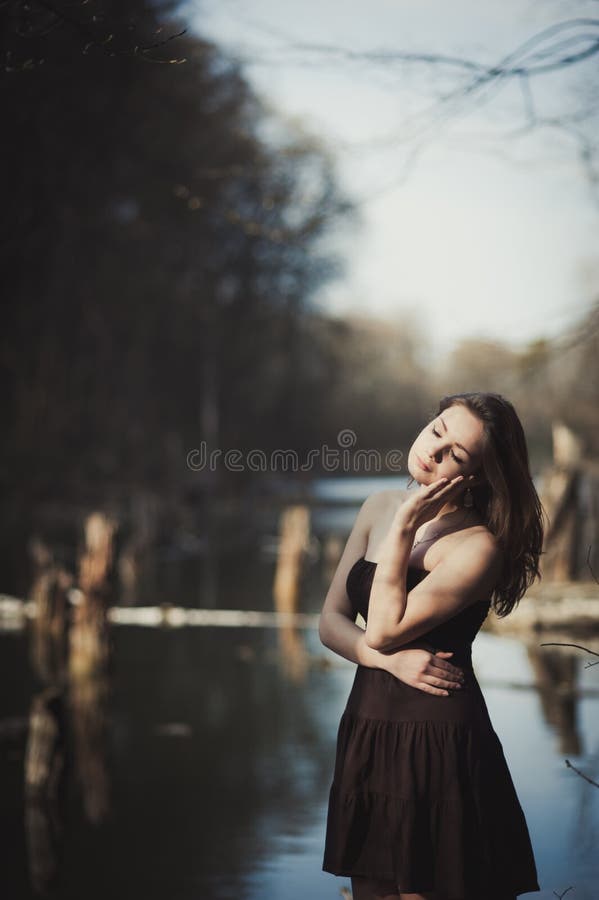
(323, 712, 540, 898)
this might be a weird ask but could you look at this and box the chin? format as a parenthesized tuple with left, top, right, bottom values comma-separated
(408, 463, 427, 484)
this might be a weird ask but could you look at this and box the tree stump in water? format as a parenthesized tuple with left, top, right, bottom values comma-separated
(23, 685, 66, 894)
(77, 511, 117, 595)
(539, 422, 599, 582)
(28, 536, 73, 686)
(273, 505, 311, 681)
(69, 511, 117, 678)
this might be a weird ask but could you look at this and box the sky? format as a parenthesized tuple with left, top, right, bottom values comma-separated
(181, 0, 599, 357)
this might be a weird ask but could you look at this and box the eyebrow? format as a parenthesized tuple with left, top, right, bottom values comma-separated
(438, 415, 473, 458)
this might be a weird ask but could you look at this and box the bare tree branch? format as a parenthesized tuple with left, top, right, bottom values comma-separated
(564, 758, 599, 788)
(3, 0, 188, 70)
(212, 12, 599, 202)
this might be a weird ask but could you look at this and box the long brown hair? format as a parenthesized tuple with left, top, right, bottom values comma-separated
(429, 392, 547, 617)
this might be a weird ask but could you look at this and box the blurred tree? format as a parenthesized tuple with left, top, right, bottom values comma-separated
(436, 339, 519, 396)
(0, 0, 354, 503)
(429, 299, 599, 467)
(542, 300, 599, 457)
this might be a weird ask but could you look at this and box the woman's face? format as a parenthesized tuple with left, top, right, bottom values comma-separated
(408, 404, 485, 485)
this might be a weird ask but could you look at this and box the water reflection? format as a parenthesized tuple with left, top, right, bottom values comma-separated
(18, 515, 115, 898)
(2, 610, 599, 899)
(24, 685, 66, 896)
(527, 647, 581, 755)
(1, 488, 598, 899)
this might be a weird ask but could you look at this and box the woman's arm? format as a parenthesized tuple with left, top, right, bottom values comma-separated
(319, 610, 465, 696)
(319, 604, 393, 669)
(318, 492, 465, 695)
(318, 491, 385, 663)
(365, 475, 464, 647)
(363, 475, 502, 651)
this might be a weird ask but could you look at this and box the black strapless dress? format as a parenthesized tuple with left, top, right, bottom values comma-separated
(322, 557, 540, 899)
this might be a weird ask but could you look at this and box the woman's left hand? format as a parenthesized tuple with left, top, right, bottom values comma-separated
(394, 474, 480, 534)
(380, 643, 465, 696)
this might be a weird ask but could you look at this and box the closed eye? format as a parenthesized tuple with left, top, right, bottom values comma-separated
(432, 426, 464, 464)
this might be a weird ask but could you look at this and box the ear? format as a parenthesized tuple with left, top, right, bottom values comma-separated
(466, 473, 485, 489)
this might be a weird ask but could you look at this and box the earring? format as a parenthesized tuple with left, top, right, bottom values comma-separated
(463, 487, 473, 508)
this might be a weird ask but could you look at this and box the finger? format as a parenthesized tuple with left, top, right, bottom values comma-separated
(430, 671, 462, 688)
(432, 654, 461, 670)
(426, 476, 465, 495)
(440, 476, 465, 490)
(425, 477, 454, 491)
(433, 651, 463, 675)
(426, 673, 462, 690)
(431, 659, 464, 680)
(415, 681, 450, 697)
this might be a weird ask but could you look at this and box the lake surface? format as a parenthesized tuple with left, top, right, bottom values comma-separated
(1, 477, 597, 899)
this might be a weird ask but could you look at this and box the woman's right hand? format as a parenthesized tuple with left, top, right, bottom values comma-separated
(380, 644, 465, 696)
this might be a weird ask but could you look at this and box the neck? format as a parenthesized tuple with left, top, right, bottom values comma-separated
(435, 502, 461, 520)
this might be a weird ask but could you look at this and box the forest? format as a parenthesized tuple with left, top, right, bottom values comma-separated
(1, 0, 598, 590)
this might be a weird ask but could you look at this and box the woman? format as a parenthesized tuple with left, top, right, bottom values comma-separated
(319, 392, 545, 900)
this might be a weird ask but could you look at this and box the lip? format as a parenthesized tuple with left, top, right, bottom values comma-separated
(416, 454, 432, 472)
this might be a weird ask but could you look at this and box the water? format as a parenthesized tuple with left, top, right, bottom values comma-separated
(310, 475, 409, 502)
(1, 478, 598, 899)
(2, 622, 598, 899)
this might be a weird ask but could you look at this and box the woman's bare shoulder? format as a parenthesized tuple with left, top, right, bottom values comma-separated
(451, 523, 504, 570)
(363, 487, 405, 508)
(361, 488, 406, 526)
